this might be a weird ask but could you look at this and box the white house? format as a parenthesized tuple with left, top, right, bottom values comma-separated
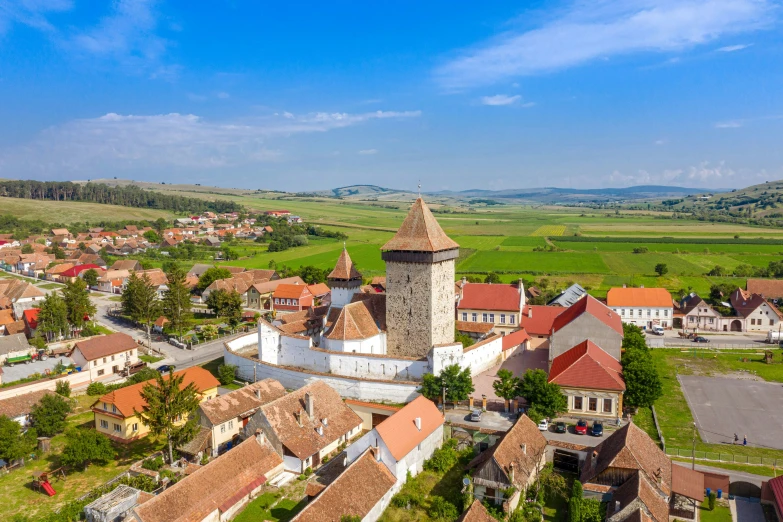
(0, 390, 52, 427)
(731, 288, 783, 332)
(606, 287, 674, 330)
(71, 333, 140, 381)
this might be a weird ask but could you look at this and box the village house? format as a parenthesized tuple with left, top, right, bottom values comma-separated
(676, 293, 724, 331)
(0, 278, 45, 305)
(730, 288, 782, 332)
(457, 280, 525, 335)
(272, 283, 314, 314)
(457, 500, 497, 522)
(606, 287, 674, 330)
(44, 262, 75, 281)
(131, 434, 284, 522)
(762, 475, 783, 522)
(96, 269, 131, 294)
(111, 259, 142, 272)
(57, 263, 103, 284)
(16, 253, 54, 277)
(22, 308, 40, 338)
(71, 333, 140, 381)
(245, 380, 363, 473)
(0, 333, 33, 365)
(0, 309, 14, 335)
(0, 389, 53, 426)
(467, 415, 547, 510)
(196, 378, 286, 456)
(520, 304, 566, 342)
(92, 366, 219, 442)
(547, 283, 587, 307)
(548, 340, 625, 420)
(548, 295, 623, 365)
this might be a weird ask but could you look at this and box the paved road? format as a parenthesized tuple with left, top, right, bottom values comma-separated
(733, 498, 765, 522)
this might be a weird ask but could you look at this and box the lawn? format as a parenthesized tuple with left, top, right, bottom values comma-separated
(699, 498, 732, 522)
(139, 354, 164, 364)
(457, 251, 610, 274)
(37, 283, 64, 290)
(233, 491, 307, 522)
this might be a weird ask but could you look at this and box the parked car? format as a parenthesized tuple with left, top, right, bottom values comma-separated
(555, 421, 566, 433)
(575, 419, 588, 435)
(157, 364, 174, 373)
(470, 409, 482, 422)
(538, 419, 549, 431)
(591, 421, 604, 437)
(650, 325, 665, 336)
(692, 336, 710, 343)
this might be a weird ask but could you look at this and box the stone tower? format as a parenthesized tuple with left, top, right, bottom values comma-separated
(383, 198, 459, 358)
(327, 247, 362, 308)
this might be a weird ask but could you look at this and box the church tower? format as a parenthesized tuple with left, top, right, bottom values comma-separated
(327, 247, 362, 308)
(383, 198, 459, 358)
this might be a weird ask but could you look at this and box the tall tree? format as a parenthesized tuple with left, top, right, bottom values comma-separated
(82, 268, 99, 288)
(135, 370, 201, 464)
(621, 348, 662, 408)
(163, 265, 192, 339)
(122, 273, 161, 348)
(36, 293, 69, 341)
(197, 267, 232, 293)
(492, 369, 521, 411)
(61, 278, 96, 331)
(30, 394, 72, 437)
(205, 289, 243, 327)
(0, 416, 37, 463)
(517, 369, 567, 420)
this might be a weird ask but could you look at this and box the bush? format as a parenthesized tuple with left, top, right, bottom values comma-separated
(55, 380, 71, 397)
(580, 498, 605, 522)
(708, 491, 716, 511)
(428, 496, 458, 521)
(60, 428, 115, 470)
(424, 443, 458, 473)
(568, 497, 581, 522)
(217, 364, 237, 386)
(200, 453, 209, 465)
(141, 456, 165, 471)
(87, 382, 107, 396)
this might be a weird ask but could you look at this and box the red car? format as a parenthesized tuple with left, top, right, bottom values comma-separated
(575, 419, 588, 435)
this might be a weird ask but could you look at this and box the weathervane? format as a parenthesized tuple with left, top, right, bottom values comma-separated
(418, 180, 421, 198)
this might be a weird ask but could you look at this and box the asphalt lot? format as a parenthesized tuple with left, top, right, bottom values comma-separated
(679, 374, 783, 450)
(2, 354, 73, 382)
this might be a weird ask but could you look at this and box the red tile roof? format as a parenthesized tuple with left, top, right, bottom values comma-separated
(607, 288, 673, 308)
(74, 332, 138, 361)
(307, 283, 331, 297)
(375, 396, 444, 461)
(502, 328, 530, 351)
(671, 464, 705, 501)
(551, 295, 623, 335)
(768, 475, 783, 514)
(328, 248, 362, 280)
(272, 283, 311, 300)
(548, 340, 625, 391)
(60, 264, 102, 278)
(23, 308, 40, 329)
(520, 305, 562, 336)
(458, 283, 522, 312)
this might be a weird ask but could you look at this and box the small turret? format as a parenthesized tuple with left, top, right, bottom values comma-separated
(327, 246, 362, 308)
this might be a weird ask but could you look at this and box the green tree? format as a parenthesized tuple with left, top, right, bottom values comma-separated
(621, 348, 662, 408)
(143, 230, 160, 243)
(454, 329, 474, 348)
(340, 517, 362, 522)
(48, 243, 66, 259)
(484, 272, 502, 284)
(60, 428, 115, 470)
(517, 369, 567, 419)
(218, 364, 237, 385)
(21, 243, 33, 254)
(163, 265, 192, 339)
(419, 365, 475, 406)
(654, 263, 668, 276)
(36, 293, 69, 341)
(135, 370, 201, 464)
(154, 217, 169, 235)
(197, 267, 232, 292)
(30, 393, 72, 437)
(55, 380, 71, 397)
(622, 323, 647, 351)
(205, 289, 243, 327)
(122, 273, 161, 348)
(0, 416, 37, 462)
(418, 373, 441, 401)
(492, 369, 521, 411)
(428, 496, 458, 521)
(297, 265, 328, 284)
(82, 268, 99, 287)
(62, 278, 96, 330)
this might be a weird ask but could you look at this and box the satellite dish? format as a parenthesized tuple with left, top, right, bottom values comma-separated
(463, 478, 470, 487)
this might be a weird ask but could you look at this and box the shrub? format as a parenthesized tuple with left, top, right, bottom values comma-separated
(200, 453, 209, 465)
(708, 491, 716, 511)
(428, 496, 458, 521)
(217, 364, 237, 385)
(30, 394, 71, 437)
(141, 456, 165, 471)
(580, 498, 605, 522)
(632, 247, 648, 254)
(87, 382, 107, 396)
(424, 444, 458, 473)
(568, 497, 581, 522)
(304, 467, 313, 476)
(55, 380, 71, 397)
(60, 428, 115, 470)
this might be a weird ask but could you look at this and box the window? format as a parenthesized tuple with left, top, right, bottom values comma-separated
(103, 357, 107, 363)
(97, 369, 105, 376)
(588, 398, 598, 412)
(751, 318, 756, 325)
(103, 402, 107, 411)
(647, 310, 651, 317)
(462, 313, 468, 321)
(132, 423, 138, 431)
(771, 320, 775, 326)
(500, 314, 506, 324)
(638, 309, 642, 317)
(621, 309, 625, 316)
(482, 313, 488, 322)
(489, 314, 495, 323)
(629, 310, 634, 317)
(689, 316, 695, 323)
(603, 399, 613, 413)
(293, 299, 298, 306)
(113, 423, 122, 433)
(100, 419, 108, 429)
(664, 310, 669, 317)
(221, 424, 226, 434)
(274, 298, 279, 304)
(509, 315, 515, 324)
(573, 396, 583, 410)
(655, 310, 660, 317)
(112, 405, 117, 414)
(472, 313, 477, 322)
(228, 420, 234, 429)
(709, 318, 714, 324)
(111, 355, 115, 361)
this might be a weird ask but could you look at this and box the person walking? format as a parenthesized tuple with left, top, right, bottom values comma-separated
(734, 433, 738, 444)
(743, 435, 747, 446)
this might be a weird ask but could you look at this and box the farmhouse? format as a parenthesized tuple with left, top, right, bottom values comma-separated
(71, 333, 140, 381)
(0, 389, 52, 426)
(606, 287, 674, 330)
(272, 283, 314, 314)
(730, 288, 782, 332)
(676, 293, 723, 332)
(457, 281, 525, 335)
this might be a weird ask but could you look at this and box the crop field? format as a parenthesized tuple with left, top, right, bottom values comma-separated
(457, 251, 610, 274)
(531, 224, 566, 236)
(0, 197, 174, 223)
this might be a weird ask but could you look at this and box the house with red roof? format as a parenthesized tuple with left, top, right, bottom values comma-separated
(23, 308, 40, 338)
(548, 340, 625, 420)
(272, 283, 314, 315)
(57, 263, 104, 283)
(457, 281, 525, 335)
(520, 305, 563, 340)
(549, 295, 623, 365)
(762, 475, 783, 521)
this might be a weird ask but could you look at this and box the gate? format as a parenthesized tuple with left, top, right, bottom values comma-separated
(553, 449, 579, 474)
(729, 481, 761, 499)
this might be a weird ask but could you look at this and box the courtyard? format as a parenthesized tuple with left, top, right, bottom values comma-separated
(470, 345, 548, 402)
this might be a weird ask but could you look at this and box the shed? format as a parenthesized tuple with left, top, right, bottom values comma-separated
(83, 485, 146, 522)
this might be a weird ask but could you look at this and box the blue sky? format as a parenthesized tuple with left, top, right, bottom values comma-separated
(0, 0, 781, 191)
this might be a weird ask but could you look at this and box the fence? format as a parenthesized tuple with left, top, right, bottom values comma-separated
(650, 405, 665, 452)
(665, 447, 782, 467)
(660, 341, 766, 350)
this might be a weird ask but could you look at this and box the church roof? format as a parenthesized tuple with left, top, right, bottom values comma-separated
(381, 198, 459, 253)
(328, 248, 361, 280)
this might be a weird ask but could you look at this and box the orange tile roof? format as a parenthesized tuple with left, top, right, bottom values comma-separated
(606, 287, 673, 308)
(325, 301, 381, 341)
(458, 283, 522, 312)
(375, 396, 444, 461)
(381, 198, 459, 253)
(747, 278, 783, 299)
(671, 464, 705, 501)
(458, 500, 496, 522)
(455, 321, 495, 334)
(520, 305, 562, 336)
(307, 283, 331, 297)
(552, 295, 623, 335)
(502, 328, 530, 351)
(93, 367, 219, 418)
(273, 283, 311, 300)
(548, 340, 625, 391)
(0, 309, 14, 327)
(328, 248, 362, 280)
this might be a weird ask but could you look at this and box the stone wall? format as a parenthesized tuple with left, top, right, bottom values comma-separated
(385, 259, 455, 358)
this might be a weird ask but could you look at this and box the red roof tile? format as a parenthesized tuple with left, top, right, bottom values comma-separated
(606, 287, 673, 308)
(458, 283, 523, 312)
(768, 475, 783, 514)
(60, 264, 102, 278)
(23, 308, 40, 329)
(272, 283, 311, 300)
(520, 305, 562, 336)
(375, 396, 444, 461)
(548, 340, 625, 391)
(502, 328, 530, 351)
(381, 198, 459, 253)
(551, 295, 623, 335)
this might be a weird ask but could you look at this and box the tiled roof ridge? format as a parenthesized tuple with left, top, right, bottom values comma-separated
(381, 197, 459, 253)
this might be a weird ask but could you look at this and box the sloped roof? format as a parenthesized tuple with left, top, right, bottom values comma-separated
(607, 288, 673, 308)
(730, 288, 782, 319)
(292, 449, 396, 522)
(548, 283, 588, 307)
(747, 279, 783, 299)
(0, 309, 14, 327)
(258, 380, 362, 460)
(0, 389, 51, 418)
(520, 305, 563, 336)
(132, 436, 282, 522)
(611, 470, 670, 522)
(671, 464, 705, 501)
(73, 332, 138, 361)
(457, 499, 497, 522)
(552, 295, 623, 336)
(458, 283, 522, 312)
(375, 396, 444, 461)
(502, 328, 531, 351)
(328, 248, 361, 280)
(679, 293, 707, 315)
(273, 283, 311, 300)
(381, 198, 459, 252)
(23, 308, 40, 329)
(455, 321, 495, 334)
(580, 422, 672, 495)
(111, 259, 141, 271)
(768, 475, 783, 514)
(548, 340, 625, 391)
(251, 276, 306, 296)
(198, 379, 286, 426)
(325, 301, 381, 341)
(307, 283, 331, 297)
(60, 264, 102, 278)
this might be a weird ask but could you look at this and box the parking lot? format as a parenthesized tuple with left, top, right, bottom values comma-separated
(679, 374, 783, 450)
(2, 354, 74, 382)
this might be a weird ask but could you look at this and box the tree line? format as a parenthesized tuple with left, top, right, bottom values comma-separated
(0, 180, 242, 213)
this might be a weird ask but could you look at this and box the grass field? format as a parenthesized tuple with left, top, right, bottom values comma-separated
(0, 197, 174, 223)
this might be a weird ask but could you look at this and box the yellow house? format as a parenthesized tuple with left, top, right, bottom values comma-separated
(92, 367, 220, 443)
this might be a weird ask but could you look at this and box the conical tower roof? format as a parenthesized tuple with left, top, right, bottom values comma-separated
(381, 198, 459, 252)
(328, 247, 362, 280)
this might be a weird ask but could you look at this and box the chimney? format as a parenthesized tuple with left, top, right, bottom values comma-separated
(255, 429, 266, 445)
(622, 284, 627, 288)
(254, 388, 261, 399)
(528, 307, 533, 318)
(414, 417, 422, 431)
(305, 392, 314, 419)
(519, 279, 526, 309)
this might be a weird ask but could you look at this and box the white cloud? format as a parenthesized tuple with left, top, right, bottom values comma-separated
(436, 0, 775, 88)
(481, 94, 522, 106)
(654, 139, 667, 145)
(606, 161, 750, 186)
(0, 109, 420, 174)
(715, 121, 743, 128)
(358, 149, 378, 155)
(216, 92, 230, 99)
(0, 0, 72, 34)
(717, 43, 752, 52)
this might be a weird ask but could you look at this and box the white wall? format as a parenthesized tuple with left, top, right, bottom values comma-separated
(459, 338, 503, 375)
(326, 333, 387, 355)
(330, 286, 357, 308)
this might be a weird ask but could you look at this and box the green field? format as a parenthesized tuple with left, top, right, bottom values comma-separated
(0, 197, 174, 223)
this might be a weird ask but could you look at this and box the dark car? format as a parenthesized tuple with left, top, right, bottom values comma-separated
(692, 336, 710, 343)
(575, 419, 588, 435)
(156, 364, 174, 373)
(555, 421, 566, 433)
(591, 422, 604, 437)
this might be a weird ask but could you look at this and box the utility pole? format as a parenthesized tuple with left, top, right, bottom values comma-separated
(442, 385, 447, 411)
(692, 422, 697, 470)
(253, 364, 257, 384)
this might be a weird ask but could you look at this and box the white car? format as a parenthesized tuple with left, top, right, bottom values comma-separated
(538, 419, 549, 431)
